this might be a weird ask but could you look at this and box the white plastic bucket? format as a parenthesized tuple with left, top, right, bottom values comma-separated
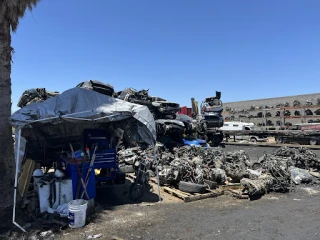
(68, 199, 88, 228)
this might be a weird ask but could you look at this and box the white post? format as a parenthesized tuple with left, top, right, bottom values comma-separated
(12, 128, 26, 232)
(153, 146, 161, 202)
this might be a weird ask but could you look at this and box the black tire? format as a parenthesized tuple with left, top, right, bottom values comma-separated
(276, 137, 283, 144)
(203, 179, 217, 189)
(310, 139, 317, 145)
(250, 137, 257, 143)
(201, 135, 209, 142)
(178, 181, 207, 194)
(210, 135, 218, 145)
(129, 181, 144, 201)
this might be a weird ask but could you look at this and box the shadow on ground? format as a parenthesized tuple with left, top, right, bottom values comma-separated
(95, 179, 160, 209)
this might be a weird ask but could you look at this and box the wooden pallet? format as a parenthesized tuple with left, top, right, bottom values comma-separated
(219, 183, 243, 191)
(18, 159, 36, 197)
(126, 173, 224, 202)
(162, 186, 224, 203)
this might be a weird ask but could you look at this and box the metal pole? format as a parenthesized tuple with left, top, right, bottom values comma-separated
(12, 128, 26, 232)
(60, 110, 94, 117)
(62, 117, 93, 121)
(25, 110, 94, 124)
(153, 146, 161, 202)
(26, 116, 59, 123)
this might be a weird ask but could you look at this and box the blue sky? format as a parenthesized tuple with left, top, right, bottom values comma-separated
(11, 0, 320, 112)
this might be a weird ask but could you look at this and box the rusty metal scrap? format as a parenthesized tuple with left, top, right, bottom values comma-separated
(273, 146, 320, 170)
(241, 174, 275, 196)
(119, 145, 319, 198)
(223, 150, 251, 182)
(244, 146, 320, 195)
(17, 88, 59, 108)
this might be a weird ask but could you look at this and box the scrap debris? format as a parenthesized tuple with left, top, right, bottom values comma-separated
(240, 146, 320, 198)
(118, 145, 320, 200)
(17, 88, 59, 108)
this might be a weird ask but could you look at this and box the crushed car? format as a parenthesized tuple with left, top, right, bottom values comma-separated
(117, 88, 180, 119)
(198, 91, 224, 145)
(17, 88, 59, 108)
(76, 80, 115, 96)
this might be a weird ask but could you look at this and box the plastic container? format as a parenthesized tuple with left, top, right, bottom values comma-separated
(68, 199, 88, 228)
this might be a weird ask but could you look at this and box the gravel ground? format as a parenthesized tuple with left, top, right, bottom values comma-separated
(2, 145, 320, 240)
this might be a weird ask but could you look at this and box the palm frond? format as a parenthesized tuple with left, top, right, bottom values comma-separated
(0, 0, 40, 32)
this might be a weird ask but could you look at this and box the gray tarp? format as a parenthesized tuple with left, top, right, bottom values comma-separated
(10, 87, 156, 145)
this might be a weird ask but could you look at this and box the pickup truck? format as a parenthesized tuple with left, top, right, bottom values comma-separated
(220, 121, 268, 143)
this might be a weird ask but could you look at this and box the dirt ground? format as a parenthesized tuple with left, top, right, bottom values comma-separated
(1, 145, 320, 240)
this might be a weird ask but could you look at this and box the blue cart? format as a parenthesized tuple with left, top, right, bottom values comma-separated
(83, 129, 118, 183)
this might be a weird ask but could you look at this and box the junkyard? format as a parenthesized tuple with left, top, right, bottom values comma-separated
(2, 1, 320, 240)
(1, 80, 320, 240)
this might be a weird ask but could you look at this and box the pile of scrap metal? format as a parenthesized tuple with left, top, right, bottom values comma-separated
(157, 146, 228, 188)
(199, 91, 224, 145)
(17, 80, 115, 108)
(118, 145, 252, 193)
(117, 88, 179, 119)
(117, 146, 152, 174)
(76, 80, 115, 96)
(175, 113, 209, 141)
(224, 150, 252, 182)
(118, 144, 319, 198)
(240, 146, 319, 198)
(287, 147, 320, 170)
(117, 144, 227, 187)
(117, 88, 186, 149)
(17, 88, 60, 108)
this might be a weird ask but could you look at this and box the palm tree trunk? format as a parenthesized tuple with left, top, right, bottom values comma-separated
(0, 19, 15, 208)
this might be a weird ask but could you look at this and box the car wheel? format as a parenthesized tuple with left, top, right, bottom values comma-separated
(276, 137, 283, 144)
(250, 137, 257, 143)
(310, 139, 317, 145)
(201, 135, 209, 142)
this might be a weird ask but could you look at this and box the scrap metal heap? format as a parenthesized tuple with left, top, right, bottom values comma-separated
(17, 88, 60, 108)
(118, 145, 320, 199)
(241, 146, 320, 196)
(117, 88, 186, 149)
(117, 88, 180, 119)
(17, 80, 114, 108)
(198, 91, 224, 145)
(224, 150, 252, 182)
